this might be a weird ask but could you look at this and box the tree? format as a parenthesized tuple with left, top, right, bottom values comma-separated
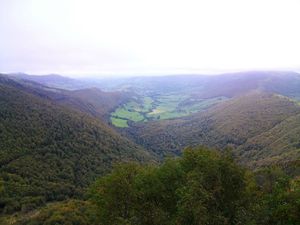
(255, 168, 300, 225)
(89, 163, 141, 224)
(90, 146, 255, 225)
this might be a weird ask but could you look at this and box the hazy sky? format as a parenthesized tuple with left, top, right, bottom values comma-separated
(1, 0, 300, 76)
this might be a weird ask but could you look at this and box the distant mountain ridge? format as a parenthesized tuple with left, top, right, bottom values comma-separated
(6, 71, 300, 101)
(8, 73, 90, 90)
(1, 73, 131, 121)
(83, 71, 300, 99)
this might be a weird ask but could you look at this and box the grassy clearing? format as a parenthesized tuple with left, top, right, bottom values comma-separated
(143, 97, 154, 111)
(125, 101, 147, 113)
(148, 94, 189, 119)
(111, 117, 128, 128)
(111, 107, 144, 122)
(149, 108, 164, 115)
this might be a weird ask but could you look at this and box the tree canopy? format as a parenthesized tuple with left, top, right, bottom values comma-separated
(89, 146, 300, 225)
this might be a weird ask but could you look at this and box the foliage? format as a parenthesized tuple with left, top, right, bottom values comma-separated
(13, 200, 98, 225)
(90, 147, 260, 225)
(0, 78, 154, 215)
(89, 147, 300, 225)
(254, 168, 300, 225)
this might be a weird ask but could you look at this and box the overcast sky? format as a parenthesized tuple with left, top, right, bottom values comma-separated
(0, 0, 300, 76)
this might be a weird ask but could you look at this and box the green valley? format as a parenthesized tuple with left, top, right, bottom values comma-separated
(110, 93, 227, 127)
(1, 71, 300, 225)
(2, 0, 300, 222)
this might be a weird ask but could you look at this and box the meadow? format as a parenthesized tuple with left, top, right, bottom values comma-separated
(110, 93, 227, 127)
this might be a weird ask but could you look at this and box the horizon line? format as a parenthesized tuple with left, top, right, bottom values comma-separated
(2, 68, 300, 78)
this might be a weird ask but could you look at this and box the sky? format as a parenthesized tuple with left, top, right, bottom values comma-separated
(0, 0, 300, 77)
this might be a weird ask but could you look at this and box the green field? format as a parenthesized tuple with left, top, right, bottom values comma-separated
(111, 117, 128, 128)
(110, 94, 227, 127)
(111, 107, 144, 122)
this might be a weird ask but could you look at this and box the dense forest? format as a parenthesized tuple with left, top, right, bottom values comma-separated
(8, 147, 300, 225)
(2, 74, 131, 122)
(0, 76, 154, 216)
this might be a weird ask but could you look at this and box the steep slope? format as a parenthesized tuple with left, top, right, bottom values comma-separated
(0, 76, 155, 214)
(125, 92, 300, 166)
(58, 88, 131, 121)
(2, 74, 130, 122)
(239, 112, 300, 167)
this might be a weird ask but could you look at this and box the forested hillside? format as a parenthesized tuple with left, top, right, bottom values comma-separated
(239, 113, 300, 167)
(1, 73, 300, 224)
(60, 88, 132, 121)
(0, 76, 155, 214)
(12, 147, 300, 225)
(2, 74, 130, 122)
(125, 92, 300, 167)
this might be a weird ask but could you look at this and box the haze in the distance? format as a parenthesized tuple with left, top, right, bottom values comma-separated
(1, 0, 300, 76)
